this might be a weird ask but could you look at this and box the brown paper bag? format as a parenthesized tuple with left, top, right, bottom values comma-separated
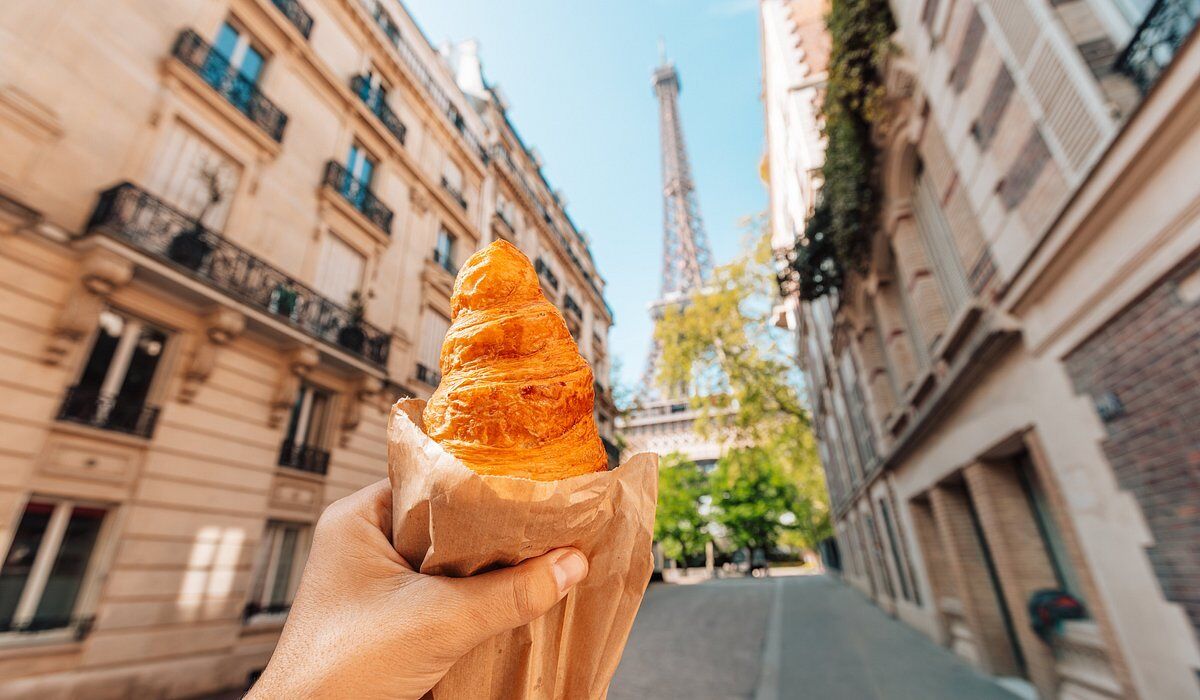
(387, 399, 658, 699)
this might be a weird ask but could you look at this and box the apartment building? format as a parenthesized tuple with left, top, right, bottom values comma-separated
(763, 0, 1200, 696)
(0, 0, 613, 695)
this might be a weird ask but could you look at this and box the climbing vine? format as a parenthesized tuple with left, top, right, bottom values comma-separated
(793, 0, 895, 300)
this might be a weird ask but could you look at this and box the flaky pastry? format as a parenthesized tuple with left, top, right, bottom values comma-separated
(422, 240, 608, 480)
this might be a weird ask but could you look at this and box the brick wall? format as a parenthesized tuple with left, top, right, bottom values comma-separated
(1065, 251, 1200, 645)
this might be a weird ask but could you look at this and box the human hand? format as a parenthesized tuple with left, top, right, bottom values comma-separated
(247, 478, 589, 699)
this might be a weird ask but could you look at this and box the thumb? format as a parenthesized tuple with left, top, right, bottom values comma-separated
(448, 548, 588, 646)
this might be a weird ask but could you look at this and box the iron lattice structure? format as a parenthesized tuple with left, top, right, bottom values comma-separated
(640, 60, 716, 399)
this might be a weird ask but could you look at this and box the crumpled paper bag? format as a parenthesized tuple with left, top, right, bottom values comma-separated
(387, 399, 658, 699)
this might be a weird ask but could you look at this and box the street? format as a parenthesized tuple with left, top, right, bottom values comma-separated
(609, 574, 1018, 700)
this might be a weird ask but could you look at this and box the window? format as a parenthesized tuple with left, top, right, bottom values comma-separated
(1018, 452, 1086, 604)
(534, 257, 559, 291)
(314, 234, 366, 307)
(358, 69, 390, 112)
(279, 384, 333, 474)
(0, 498, 108, 636)
(839, 353, 877, 466)
(342, 142, 377, 210)
(417, 309, 450, 384)
(434, 229, 456, 274)
(878, 497, 914, 603)
(914, 170, 970, 317)
(207, 22, 266, 112)
(441, 161, 466, 208)
(59, 310, 168, 438)
(147, 122, 242, 230)
(246, 521, 310, 621)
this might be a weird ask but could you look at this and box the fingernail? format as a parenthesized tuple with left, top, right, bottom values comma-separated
(552, 550, 588, 594)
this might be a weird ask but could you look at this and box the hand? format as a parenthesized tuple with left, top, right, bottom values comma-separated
(247, 478, 589, 699)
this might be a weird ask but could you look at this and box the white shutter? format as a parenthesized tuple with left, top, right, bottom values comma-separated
(418, 310, 450, 369)
(314, 234, 365, 307)
(147, 120, 242, 229)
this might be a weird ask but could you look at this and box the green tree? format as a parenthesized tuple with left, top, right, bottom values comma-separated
(710, 448, 801, 560)
(653, 453, 711, 571)
(655, 221, 832, 551)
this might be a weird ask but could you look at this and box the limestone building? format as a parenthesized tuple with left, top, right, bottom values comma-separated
(762, 0, 1200, 697)
(0, 0, 614, 695)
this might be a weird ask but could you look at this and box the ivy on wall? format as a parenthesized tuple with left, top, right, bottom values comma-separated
(793, 0, 895, 300)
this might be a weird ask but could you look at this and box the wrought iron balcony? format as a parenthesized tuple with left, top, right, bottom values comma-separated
(416, 362, 441, 387)
(87, 183, 391, 366)
(171, 29, 288, 142)
(57, 386, 160, 438)
(1117, 0, 1200, 93)
(278, 440, 330, 475)
(322, 161, 394, 234)
(350, 75, 407, 145)
(440, 177, 468, 210)
(271, 0, 314, 39)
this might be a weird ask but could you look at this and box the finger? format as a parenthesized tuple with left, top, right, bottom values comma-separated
(445, 548, 588, 645)
(317, 479, 408, 567)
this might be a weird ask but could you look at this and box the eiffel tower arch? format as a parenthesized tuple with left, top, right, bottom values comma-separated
(618, 56, 732, 470)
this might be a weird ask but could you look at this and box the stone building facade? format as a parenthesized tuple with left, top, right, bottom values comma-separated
(763, 0, 1200, 696)
(0, 0, 613, 696)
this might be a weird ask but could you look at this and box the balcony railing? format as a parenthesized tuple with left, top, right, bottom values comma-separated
(432, 248, 459, 276)
(271, 0, 314, 39)
(416, 362, 441, 386)
(1117, 0, 1200, 93)
(278, 440, 330, 475)
(440, 177, 467, 210)
(243, 602, 291, 621)
(171, 29, 288, 142)
(322, 161, 394, 234)
(350, 75, 407, 145)
(87, 183, 391, 367)
(57, 386, 160, 438)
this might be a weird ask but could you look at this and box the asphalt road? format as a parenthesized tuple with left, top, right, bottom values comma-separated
(609, 574, 1019, 700)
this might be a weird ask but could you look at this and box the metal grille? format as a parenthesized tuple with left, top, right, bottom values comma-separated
(271, 0, 314, 39)
(57, 386, 160, 438)
(1117, 0, 1200, 93)
(87, 183, 390, 367)
(350, 75, 407, 145)
(321, 161, 394, 235)
(171, 29, 288, 143)
(277, 440, 331, 475)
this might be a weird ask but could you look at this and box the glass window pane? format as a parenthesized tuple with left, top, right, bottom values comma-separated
(283, 387, 307, 444)
(115, 324, 167, 407)
(306, 391, 330, 449)
(239, 45, 264, 84)
(214, 23, 240, 61)
(77, 311, 125, 392)
(0, 502, 54, 629)
(32, 507, 105, 630)
(269, 527, 299, 606)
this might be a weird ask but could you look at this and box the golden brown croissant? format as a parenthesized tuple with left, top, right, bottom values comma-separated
(422, 240, 608, 480)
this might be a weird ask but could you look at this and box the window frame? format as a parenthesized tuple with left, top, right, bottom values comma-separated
(0, 496, 115, 645)
(282, 382, 335, 452)
(245, 520, 312, 624)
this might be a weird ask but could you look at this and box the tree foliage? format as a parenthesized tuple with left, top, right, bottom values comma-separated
(710, 448, 802, 554)
(794, 0, 895, 299)
(653, 453, 711, 566)
(654, 223, 831, 551)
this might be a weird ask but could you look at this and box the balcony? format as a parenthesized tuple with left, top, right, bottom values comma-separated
(278, 440, 330, 475)
(87, 183, 390, 367)
(322, 161, 394, 235)
(350, 75, 407, 145)
(416, 362, 442, 387)
(1117, 0, 1200, 93)
(57, 386, 160, 439)
(270, 0, 314, 39)
(534, 257, 560, 291)
(441, 177, 468, 210)
(432, 248, 458, 276)
(171, 29, 288, 142)
(564, 294, 582, 319)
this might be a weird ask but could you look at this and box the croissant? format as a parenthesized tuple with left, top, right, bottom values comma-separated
(422, 240, 608, 480)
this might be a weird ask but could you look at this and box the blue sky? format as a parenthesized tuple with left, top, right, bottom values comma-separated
(405, 0, 766, 388)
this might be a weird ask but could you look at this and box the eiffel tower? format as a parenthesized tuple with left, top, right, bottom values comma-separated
(620, 53, 727, 467)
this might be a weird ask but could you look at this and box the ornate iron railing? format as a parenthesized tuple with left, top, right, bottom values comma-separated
(440, 177, 467, 210)
(171, 29, 288, 142)
(57, 386, 160, 438)
(322, 161, 394, 234)
(271, 0, 314, 38)
(87, 183, 391, 367)
(360, 0, 488, 163)
(416, 363, 441, 387)
(278, 440, 330, 474)
(1117, 0, 1200, 93)
(350, 75, 407, 145)
(243, 602, 291, 621)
